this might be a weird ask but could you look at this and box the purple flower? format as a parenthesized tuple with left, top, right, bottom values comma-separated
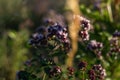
(87, 40, 103, 50)
(49, 66, 62, 77)
(113, 31, 120, 37)
(78, 61, 87, 70)
(89, 64, 106, 80)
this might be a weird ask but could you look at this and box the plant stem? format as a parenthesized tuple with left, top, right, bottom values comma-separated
(42, 73, 46, 80)
(65, 0, 81, 67)
(82, 71, 85, 80)
(107, 0, 113, 22)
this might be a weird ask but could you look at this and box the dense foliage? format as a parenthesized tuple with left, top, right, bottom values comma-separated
(0, 0, 120, 80)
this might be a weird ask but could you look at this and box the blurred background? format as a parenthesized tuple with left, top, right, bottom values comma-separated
(0, 0, 120, 80)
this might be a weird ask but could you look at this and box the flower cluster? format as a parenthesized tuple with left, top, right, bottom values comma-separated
(23, 15, 111, 80)
(88, 64, 106, 80)
(87, 40, 103, 57)
(47, 23, 71, 51)
(67, 67, 74, 77)
(78, 61, 87, 70)
(29, 20, 71, 51)
(79, 16, 91, 41)
(87, 40, 103, 50)
(29, 32, 47, 47)
(112, 31, 120, 37)
(107, 31, 120, 59)
(48, 66, 62, 78)
(88, 69, 96, 80)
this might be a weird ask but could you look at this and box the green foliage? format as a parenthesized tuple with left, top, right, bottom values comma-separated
(0, 29, 29, 80)
(0, 0, 120, 80)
